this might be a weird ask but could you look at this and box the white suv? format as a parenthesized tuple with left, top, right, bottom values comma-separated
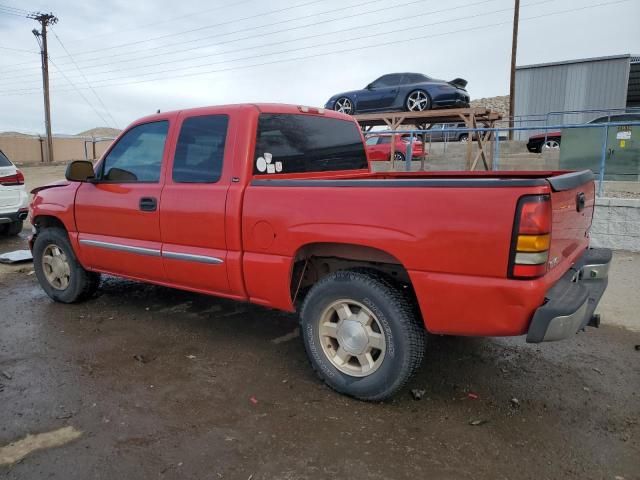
(0, 150, 29, 236)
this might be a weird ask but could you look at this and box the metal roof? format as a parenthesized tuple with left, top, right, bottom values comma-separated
(517, 54, 639, 70)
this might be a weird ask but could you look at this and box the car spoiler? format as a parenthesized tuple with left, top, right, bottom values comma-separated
(448, 78, 467, 89)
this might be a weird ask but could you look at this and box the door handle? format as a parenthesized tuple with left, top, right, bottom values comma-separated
(139, 197, 157, 212)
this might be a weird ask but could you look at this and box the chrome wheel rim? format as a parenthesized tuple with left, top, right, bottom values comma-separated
(459, 135, 469, 143)
(42, 244, 71, 290)
(334, 98, 353, 114)
(318, 299, 386, 377)
(393, 152, 404, 162)
(407, 91, 429, 111)
(543, 139, 560, 149)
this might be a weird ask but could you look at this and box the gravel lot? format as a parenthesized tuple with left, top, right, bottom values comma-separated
(0, 165, 638, 479)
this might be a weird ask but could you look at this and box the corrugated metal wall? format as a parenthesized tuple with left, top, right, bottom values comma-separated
(514, 56, 631, 138)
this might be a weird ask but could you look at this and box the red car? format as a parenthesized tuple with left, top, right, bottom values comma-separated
(365, 134, 425, 162)
(29, 103, 610, 401)
(526, 112, 640, 153)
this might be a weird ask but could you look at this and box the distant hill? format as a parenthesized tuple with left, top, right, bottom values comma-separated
(76, 127, 122, 137)
(470, 95, 509, 117)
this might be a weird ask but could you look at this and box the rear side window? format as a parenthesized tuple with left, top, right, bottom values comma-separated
(0, 150, 11, 167)
(254, 114, 368, 174)
(101, 121, 168, 182)
(173, 115, 228, 183)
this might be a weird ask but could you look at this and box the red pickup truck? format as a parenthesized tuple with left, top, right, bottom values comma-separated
(29, 104, 611, 401)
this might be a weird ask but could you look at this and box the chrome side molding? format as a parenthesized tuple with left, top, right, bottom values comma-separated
(80, 239, 223, 264)
(163, 251, 223, 264)
(80, 239, 161, 257)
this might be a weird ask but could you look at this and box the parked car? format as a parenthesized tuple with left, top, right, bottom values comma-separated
(0, 149, 28, 236)
(526, 113, 640, 153)
(365, 134, 425, 162)
(325, 73, 470, 115)
(29, 104, 610, 401)
(422, 122, 472, 142)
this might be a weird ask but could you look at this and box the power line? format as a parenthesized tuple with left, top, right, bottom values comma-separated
(56, 0, 413, 70)
(49, 58, 113, 128)
(63, 0, 259, 45)
(0, 0, 394, 78)
(0, 3, 28, 14)
(51, 30, 119, 127)
(0, 5, 28, 18)
(0, 0, 546, 90)
(56, 0, 329, 58)
(0, 44, 39, 54)
(0, 0, 630, 97)
(0, 0, 487, 85)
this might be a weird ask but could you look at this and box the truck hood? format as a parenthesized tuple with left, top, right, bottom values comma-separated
(31, 179, 70, 195)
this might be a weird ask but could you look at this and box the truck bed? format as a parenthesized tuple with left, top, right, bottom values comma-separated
(244, 169, 595, 336)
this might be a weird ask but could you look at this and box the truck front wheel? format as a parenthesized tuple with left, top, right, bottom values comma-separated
(33, 228, 101, 303)
(300, 270, 426, 401)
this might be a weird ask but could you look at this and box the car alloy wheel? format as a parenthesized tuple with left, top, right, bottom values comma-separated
(41, 244, 71, 290)
(543, 139, 560, 149)
(393, 151, 405, 162)
(406, 91, 430, 112)
(318, 299, 386, 378)
(334, 97, 353, 115)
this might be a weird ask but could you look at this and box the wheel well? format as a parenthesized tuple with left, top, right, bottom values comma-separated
(290, 243, 415, 307)
(33, 215, 67, 232)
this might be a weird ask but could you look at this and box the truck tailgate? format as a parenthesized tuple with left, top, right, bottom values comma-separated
(547, 171, 595, 272)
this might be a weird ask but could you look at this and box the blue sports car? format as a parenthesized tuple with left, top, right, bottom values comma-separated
(325, 72, 470, 115)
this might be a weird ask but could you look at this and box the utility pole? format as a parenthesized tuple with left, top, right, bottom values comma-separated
(29, 12, 58, 163)
(508, 0, 520, 140)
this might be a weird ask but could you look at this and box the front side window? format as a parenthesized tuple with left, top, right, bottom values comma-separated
(378, 136, 392, 144)
(101, 121, 168, 182)
(372, 74, 400, 88)
(254, 114, 368, 174)
(365, 136, 378, 146)
(173, 115, 228, 183)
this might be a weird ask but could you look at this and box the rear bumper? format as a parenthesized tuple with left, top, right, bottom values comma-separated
(526, 248, 611, 343)
(0, 208, 28, 224)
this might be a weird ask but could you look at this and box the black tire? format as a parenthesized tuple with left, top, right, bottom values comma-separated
(300, 270, 426, 401)
(458, 133, 469, 142)
(392, 151, 405, 163)
(33, 228, 100, 303)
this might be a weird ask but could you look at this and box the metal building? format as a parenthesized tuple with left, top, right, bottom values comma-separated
(514, 54, 640, 130)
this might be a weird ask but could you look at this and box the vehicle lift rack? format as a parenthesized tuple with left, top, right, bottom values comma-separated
(353, 107, 502, 171)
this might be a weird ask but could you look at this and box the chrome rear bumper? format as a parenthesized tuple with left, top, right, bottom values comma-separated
(526, 248, 611, 343)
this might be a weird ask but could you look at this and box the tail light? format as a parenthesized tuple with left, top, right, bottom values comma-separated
(509, 195, 551, 279)
(0, 169, 24, 186)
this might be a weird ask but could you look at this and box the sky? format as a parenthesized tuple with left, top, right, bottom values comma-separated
(0, 0, 638, 134)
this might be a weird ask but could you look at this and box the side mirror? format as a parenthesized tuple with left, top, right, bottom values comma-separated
(366, 83, 373, 90)
(65, 160, 95, 182)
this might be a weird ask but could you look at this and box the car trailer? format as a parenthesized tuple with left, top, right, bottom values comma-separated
(354, 107, 502, 171)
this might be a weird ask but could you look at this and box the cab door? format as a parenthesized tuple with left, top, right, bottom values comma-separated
(75, 119, 172, 281)
(159, 112, 232, 294)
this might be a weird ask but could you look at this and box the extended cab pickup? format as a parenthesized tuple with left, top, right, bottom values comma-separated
(29, 104, 611, 401)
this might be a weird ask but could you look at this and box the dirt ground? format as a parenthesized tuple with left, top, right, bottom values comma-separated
(0, 166, 638, 479)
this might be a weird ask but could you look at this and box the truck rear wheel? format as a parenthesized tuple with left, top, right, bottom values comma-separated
(300, 270, 425, 401)
(33, 228, 101, 303)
